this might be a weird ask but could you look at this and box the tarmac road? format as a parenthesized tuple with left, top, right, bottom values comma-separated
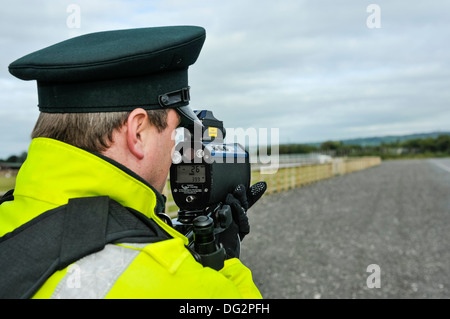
(240, 158, 450, 299)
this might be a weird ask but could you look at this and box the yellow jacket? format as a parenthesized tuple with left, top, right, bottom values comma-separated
(0, 137, 262, 299)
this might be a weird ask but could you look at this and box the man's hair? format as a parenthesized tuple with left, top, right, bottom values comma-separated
(31, 109, 169, 153)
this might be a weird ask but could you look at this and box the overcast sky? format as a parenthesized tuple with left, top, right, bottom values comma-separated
(1, 0, 449, 158)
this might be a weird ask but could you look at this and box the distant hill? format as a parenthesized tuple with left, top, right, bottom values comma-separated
(307, 131, 450, 147)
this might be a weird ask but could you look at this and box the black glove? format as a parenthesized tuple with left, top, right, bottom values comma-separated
(217, 182, 267, 259)
(226, 184, 250, 241)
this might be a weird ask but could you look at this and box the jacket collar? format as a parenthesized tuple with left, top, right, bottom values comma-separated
(13, 138, 186, 243)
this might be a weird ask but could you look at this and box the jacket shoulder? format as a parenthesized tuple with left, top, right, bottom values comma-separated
(107, 239, 249, 298)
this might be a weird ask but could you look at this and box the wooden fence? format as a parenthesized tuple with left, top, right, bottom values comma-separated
(164, 156, 381, 216)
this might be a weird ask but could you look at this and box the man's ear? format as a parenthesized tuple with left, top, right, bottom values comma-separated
(126, 108, 149, 160)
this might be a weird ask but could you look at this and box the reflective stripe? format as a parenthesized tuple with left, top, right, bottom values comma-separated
(50, 244, 143, 299)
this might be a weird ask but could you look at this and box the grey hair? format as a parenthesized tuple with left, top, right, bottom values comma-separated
(31, 109, 169, 153)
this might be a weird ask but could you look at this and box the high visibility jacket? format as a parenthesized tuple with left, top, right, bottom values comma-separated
(0, 137, 262, 299)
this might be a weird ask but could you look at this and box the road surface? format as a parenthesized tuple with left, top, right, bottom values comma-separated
(241, 158, 450, 299)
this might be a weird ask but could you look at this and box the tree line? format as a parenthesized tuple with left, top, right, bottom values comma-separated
(273, 134, 450, 159)
(0, 152, 27, 163)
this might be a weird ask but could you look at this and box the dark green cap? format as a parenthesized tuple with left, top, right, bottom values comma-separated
(8, 26, 206, 128)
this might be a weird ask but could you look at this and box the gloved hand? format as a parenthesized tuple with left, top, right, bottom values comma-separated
(217, 182, 266, 259)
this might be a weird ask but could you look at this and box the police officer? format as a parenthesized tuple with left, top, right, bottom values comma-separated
(0, 26, 262, 299)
